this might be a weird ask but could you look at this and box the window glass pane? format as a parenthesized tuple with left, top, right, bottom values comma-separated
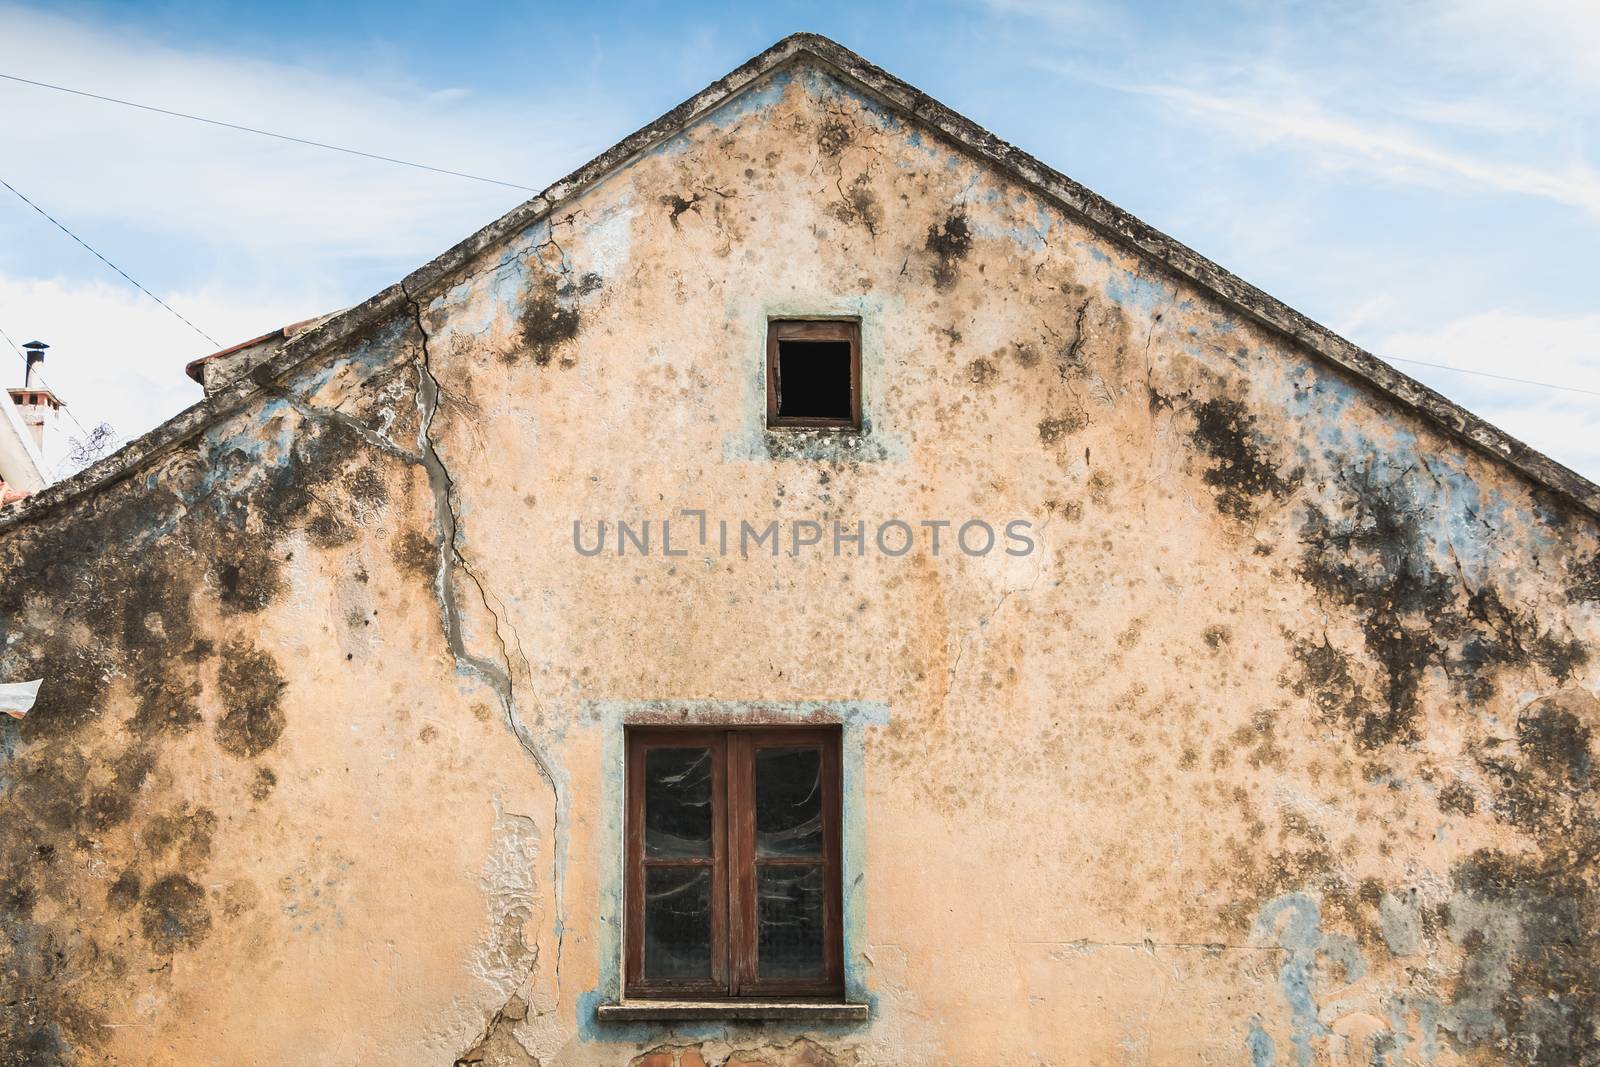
(644, 747, 712, 858)
(758, 865, 825, 979)
(777, 340, 852, 420)
(644, 867, 712, 979)
(755, 747, 823, 857)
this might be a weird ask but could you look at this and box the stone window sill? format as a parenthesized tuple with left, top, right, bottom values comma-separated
(594, 1000, 869, 1023)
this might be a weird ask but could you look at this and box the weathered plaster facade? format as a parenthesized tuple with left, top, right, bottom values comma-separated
(3, 35, 1599, 1066)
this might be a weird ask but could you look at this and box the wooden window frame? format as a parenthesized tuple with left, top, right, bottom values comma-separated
(625, 726, 844, 1001)
(765, 319, 862, 430)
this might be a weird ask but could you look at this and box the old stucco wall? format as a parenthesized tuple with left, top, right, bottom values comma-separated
(3, 56, 1599, 1067)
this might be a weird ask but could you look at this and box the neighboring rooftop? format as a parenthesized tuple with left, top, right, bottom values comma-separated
(184, 313, 342, 395)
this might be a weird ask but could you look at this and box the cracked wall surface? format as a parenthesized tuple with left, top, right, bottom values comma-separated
(2, 55, 1598, 1066)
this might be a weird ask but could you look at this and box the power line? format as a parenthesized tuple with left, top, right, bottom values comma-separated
(1388, 355, 1600, 399)
(0, 71, 539, 193)
(0, 176, 220, 347)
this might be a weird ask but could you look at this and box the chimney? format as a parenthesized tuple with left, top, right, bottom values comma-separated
(9, 341, 66, 452)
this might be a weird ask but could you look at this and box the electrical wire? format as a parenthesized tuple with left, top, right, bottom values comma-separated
(1387, 355, 1600, 399)
(0, 71, 539, 192)
(8, 75, 1599, 400)
(0, 176, 220, 347)
(6, 76, 1600, 424)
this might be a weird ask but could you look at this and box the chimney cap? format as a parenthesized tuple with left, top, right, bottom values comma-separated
(21, 341, 47, 352)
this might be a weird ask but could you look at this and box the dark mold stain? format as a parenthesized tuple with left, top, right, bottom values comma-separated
(83, 746, 157, 831)
(1436, 780, 1477, 816)
(213, 554, 282, 614)
(516, 272, 600, 367)
(817, 118, 852, 155)
(831, 173, 881, 235)
(925, 212, 971, 289)
(1187, 397, 1299, 521)
(659, 192, 702, 228)
(1565, 550, 1600, 603)
(141, 805, 217, 866)
(392, 528, 438, 579)
(1147, 384, 1185, 415)
(107, 870, 141, 911)
(1448, 848, 1598, 1064)
(1037, 413, 1087, 445)
(213, 639, 287, 759)
(1476, 691, 1595, 833)
(305, 510, 355, 548)
(139, 874, 212, 954)
(344, 463, 388, 506)
(1516, 696, 1592, 784)
(1437, 694, 1599, 1063)
(250, 767, 277, 802)
(0, 335, 418, 1059)
(1294, 461, 1592, 751)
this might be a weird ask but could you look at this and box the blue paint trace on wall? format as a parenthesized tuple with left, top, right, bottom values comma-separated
(1251, 892, 1444, 1067)
(1104, 269, 1175, 314)
(1247, 1015, 1278, 1067)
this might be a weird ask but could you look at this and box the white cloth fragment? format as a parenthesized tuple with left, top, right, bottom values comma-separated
(0, 679, 42, 719)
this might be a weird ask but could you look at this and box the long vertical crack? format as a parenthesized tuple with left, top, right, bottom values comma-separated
(400, 279, 567, 1005)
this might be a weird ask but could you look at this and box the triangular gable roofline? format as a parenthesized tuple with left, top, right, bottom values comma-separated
(3, 32, 1596, 533)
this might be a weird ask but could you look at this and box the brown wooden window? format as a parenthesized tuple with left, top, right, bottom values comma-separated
(625, 727, 843, 1000)
(766, 319, 861, 430)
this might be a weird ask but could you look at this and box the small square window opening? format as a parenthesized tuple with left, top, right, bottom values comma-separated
(766, 320, 861, 430)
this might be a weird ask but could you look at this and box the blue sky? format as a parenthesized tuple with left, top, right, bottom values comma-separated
(1, 0, 1597, 480)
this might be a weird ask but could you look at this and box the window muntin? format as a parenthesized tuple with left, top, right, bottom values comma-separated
(766, 320, 862, 430)
(626, 727, 843, 999)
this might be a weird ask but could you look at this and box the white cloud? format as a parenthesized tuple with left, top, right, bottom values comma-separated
(975, 0, 1119, 31)
(1431, 0, 1600, 95)
(1068, 77, 1600, 219)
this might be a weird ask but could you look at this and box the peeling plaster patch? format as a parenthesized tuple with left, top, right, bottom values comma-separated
(578, 200, 639, 281)
(453, 994, 539, 1066)
(468, 797, 543, 999)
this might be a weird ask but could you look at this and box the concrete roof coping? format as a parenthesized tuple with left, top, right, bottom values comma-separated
(2, 31, 1596, 534)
